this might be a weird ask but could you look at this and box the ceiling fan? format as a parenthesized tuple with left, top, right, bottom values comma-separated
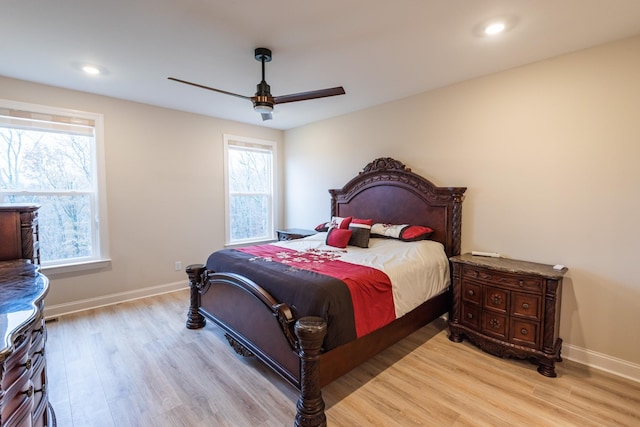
(168, 47, 346, 121)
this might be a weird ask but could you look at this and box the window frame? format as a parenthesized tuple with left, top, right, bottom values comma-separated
(0, 99, 110, 274)
(223, 134, 278, 246)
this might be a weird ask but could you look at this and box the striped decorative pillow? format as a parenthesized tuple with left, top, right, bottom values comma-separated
(348, 218, 374, 248)
(315, 216, 352, 232)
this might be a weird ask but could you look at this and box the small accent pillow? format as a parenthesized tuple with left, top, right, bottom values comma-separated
(315, 216, 352, 232)
(400, 225, 434, 241)
(326, 227, 352, 248)
(348, 218, 374, 248)
(370, 223, 434, 242)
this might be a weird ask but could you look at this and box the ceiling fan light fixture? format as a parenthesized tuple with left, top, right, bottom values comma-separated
(254, 103, 273, 113)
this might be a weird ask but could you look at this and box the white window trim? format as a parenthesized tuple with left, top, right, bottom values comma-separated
(223, 134, 278, 246)
(0, 99, 110, 274)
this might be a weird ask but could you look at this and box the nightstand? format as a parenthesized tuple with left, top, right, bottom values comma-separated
(448, 253, 567, 377)
(276, 228, 316, 241)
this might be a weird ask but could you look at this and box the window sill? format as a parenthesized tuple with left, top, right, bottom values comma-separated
(225, 237, 277, 248)
(41, 258, 112, 277)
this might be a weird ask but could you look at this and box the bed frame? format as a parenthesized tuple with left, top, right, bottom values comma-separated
(185, 157, 466, 427)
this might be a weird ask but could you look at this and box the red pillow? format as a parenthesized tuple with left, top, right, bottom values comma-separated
(399, 225, 434, 241)
(370, 223, 434, 241)
(326, 228, 352, 248)
(315, 222, 329, 232)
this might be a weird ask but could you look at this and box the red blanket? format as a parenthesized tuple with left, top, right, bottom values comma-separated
(238, 245, 395, 338)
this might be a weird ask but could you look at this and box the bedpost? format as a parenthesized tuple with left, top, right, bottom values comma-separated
(294, 317, 327, 427)
(185, 263, 206, 329)
(451, 190, 465, 257)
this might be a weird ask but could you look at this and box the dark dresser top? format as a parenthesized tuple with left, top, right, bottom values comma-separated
(0, 260, 49, 359)
(450, 253, 568, 279)
(0, 203, 40, 212)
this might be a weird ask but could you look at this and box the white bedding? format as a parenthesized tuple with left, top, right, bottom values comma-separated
(273, 232, 450, 318)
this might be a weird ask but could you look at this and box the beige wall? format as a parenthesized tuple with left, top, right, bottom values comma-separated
(284, 36, 640, 373)
(1, 76, 283, 308)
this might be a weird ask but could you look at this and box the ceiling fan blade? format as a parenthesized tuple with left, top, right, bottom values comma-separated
(168, 77, 252, 101)
(261, 112, 273, 121)
(273, 86, 345, 105)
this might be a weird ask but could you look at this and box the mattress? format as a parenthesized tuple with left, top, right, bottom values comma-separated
(274, 232, 451, 318)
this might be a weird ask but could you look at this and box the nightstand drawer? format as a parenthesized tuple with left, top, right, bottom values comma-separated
(484, 286, 508, 314)
(482, 312, 508, 340)
(462, 265, 543, 293)
(461, 303, 481, 329)
(511, 292, 541, 320)
(510, 319, 539, 348)
(462, 281, 482, 305)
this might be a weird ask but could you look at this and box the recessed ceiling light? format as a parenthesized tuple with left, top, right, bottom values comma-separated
(484, 22, 506, 35)
(82, 65, 101, 75)
(474, 16, 517, 38)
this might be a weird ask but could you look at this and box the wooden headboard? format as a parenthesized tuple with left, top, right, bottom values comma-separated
(330, 157, 466, 258)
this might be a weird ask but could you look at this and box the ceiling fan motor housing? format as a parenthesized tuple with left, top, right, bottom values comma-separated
(253, 48, 274, 111)
(254, 80, 274, 111)
(253, 97, 273, 112)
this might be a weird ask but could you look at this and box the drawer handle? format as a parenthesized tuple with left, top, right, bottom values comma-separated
(34, 349, 45, 357)
(518, 280, 524, 287)
(467, 289, 475, 296)
(490, 294, 503, 305)
(489, 318, 501, 329)
(520, 328, 528, 335)
(22, 358, 32, 369)
(467, 313, 473, 319)
(522, 303, 529, 309)
(23, 385, 34, 397)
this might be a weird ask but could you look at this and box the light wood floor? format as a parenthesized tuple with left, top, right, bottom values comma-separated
(46, 289, 640, 426)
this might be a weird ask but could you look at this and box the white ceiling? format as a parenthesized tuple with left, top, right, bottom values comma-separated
(3, 1, 640, 130)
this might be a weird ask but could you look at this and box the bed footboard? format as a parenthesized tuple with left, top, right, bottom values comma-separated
(185, 264, 329, 427)
(186, 264, 298, 345)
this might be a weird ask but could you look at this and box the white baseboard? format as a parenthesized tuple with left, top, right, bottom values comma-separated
(44, 280, 188, 319)
(562, 343, 640, 383)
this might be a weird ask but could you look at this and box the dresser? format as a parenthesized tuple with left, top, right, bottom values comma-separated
(0, 204, 55, 426)
(448, 254, 567, 377)
(0, 204, 40, 265)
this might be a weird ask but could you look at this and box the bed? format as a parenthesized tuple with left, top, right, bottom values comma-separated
(185, 157, 466, 427)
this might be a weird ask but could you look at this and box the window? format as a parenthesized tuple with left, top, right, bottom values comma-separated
(0, 100, 108, 269)
(224, 135, 277, 245)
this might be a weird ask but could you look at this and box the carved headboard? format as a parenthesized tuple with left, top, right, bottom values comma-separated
(329, 157, 466, 258)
